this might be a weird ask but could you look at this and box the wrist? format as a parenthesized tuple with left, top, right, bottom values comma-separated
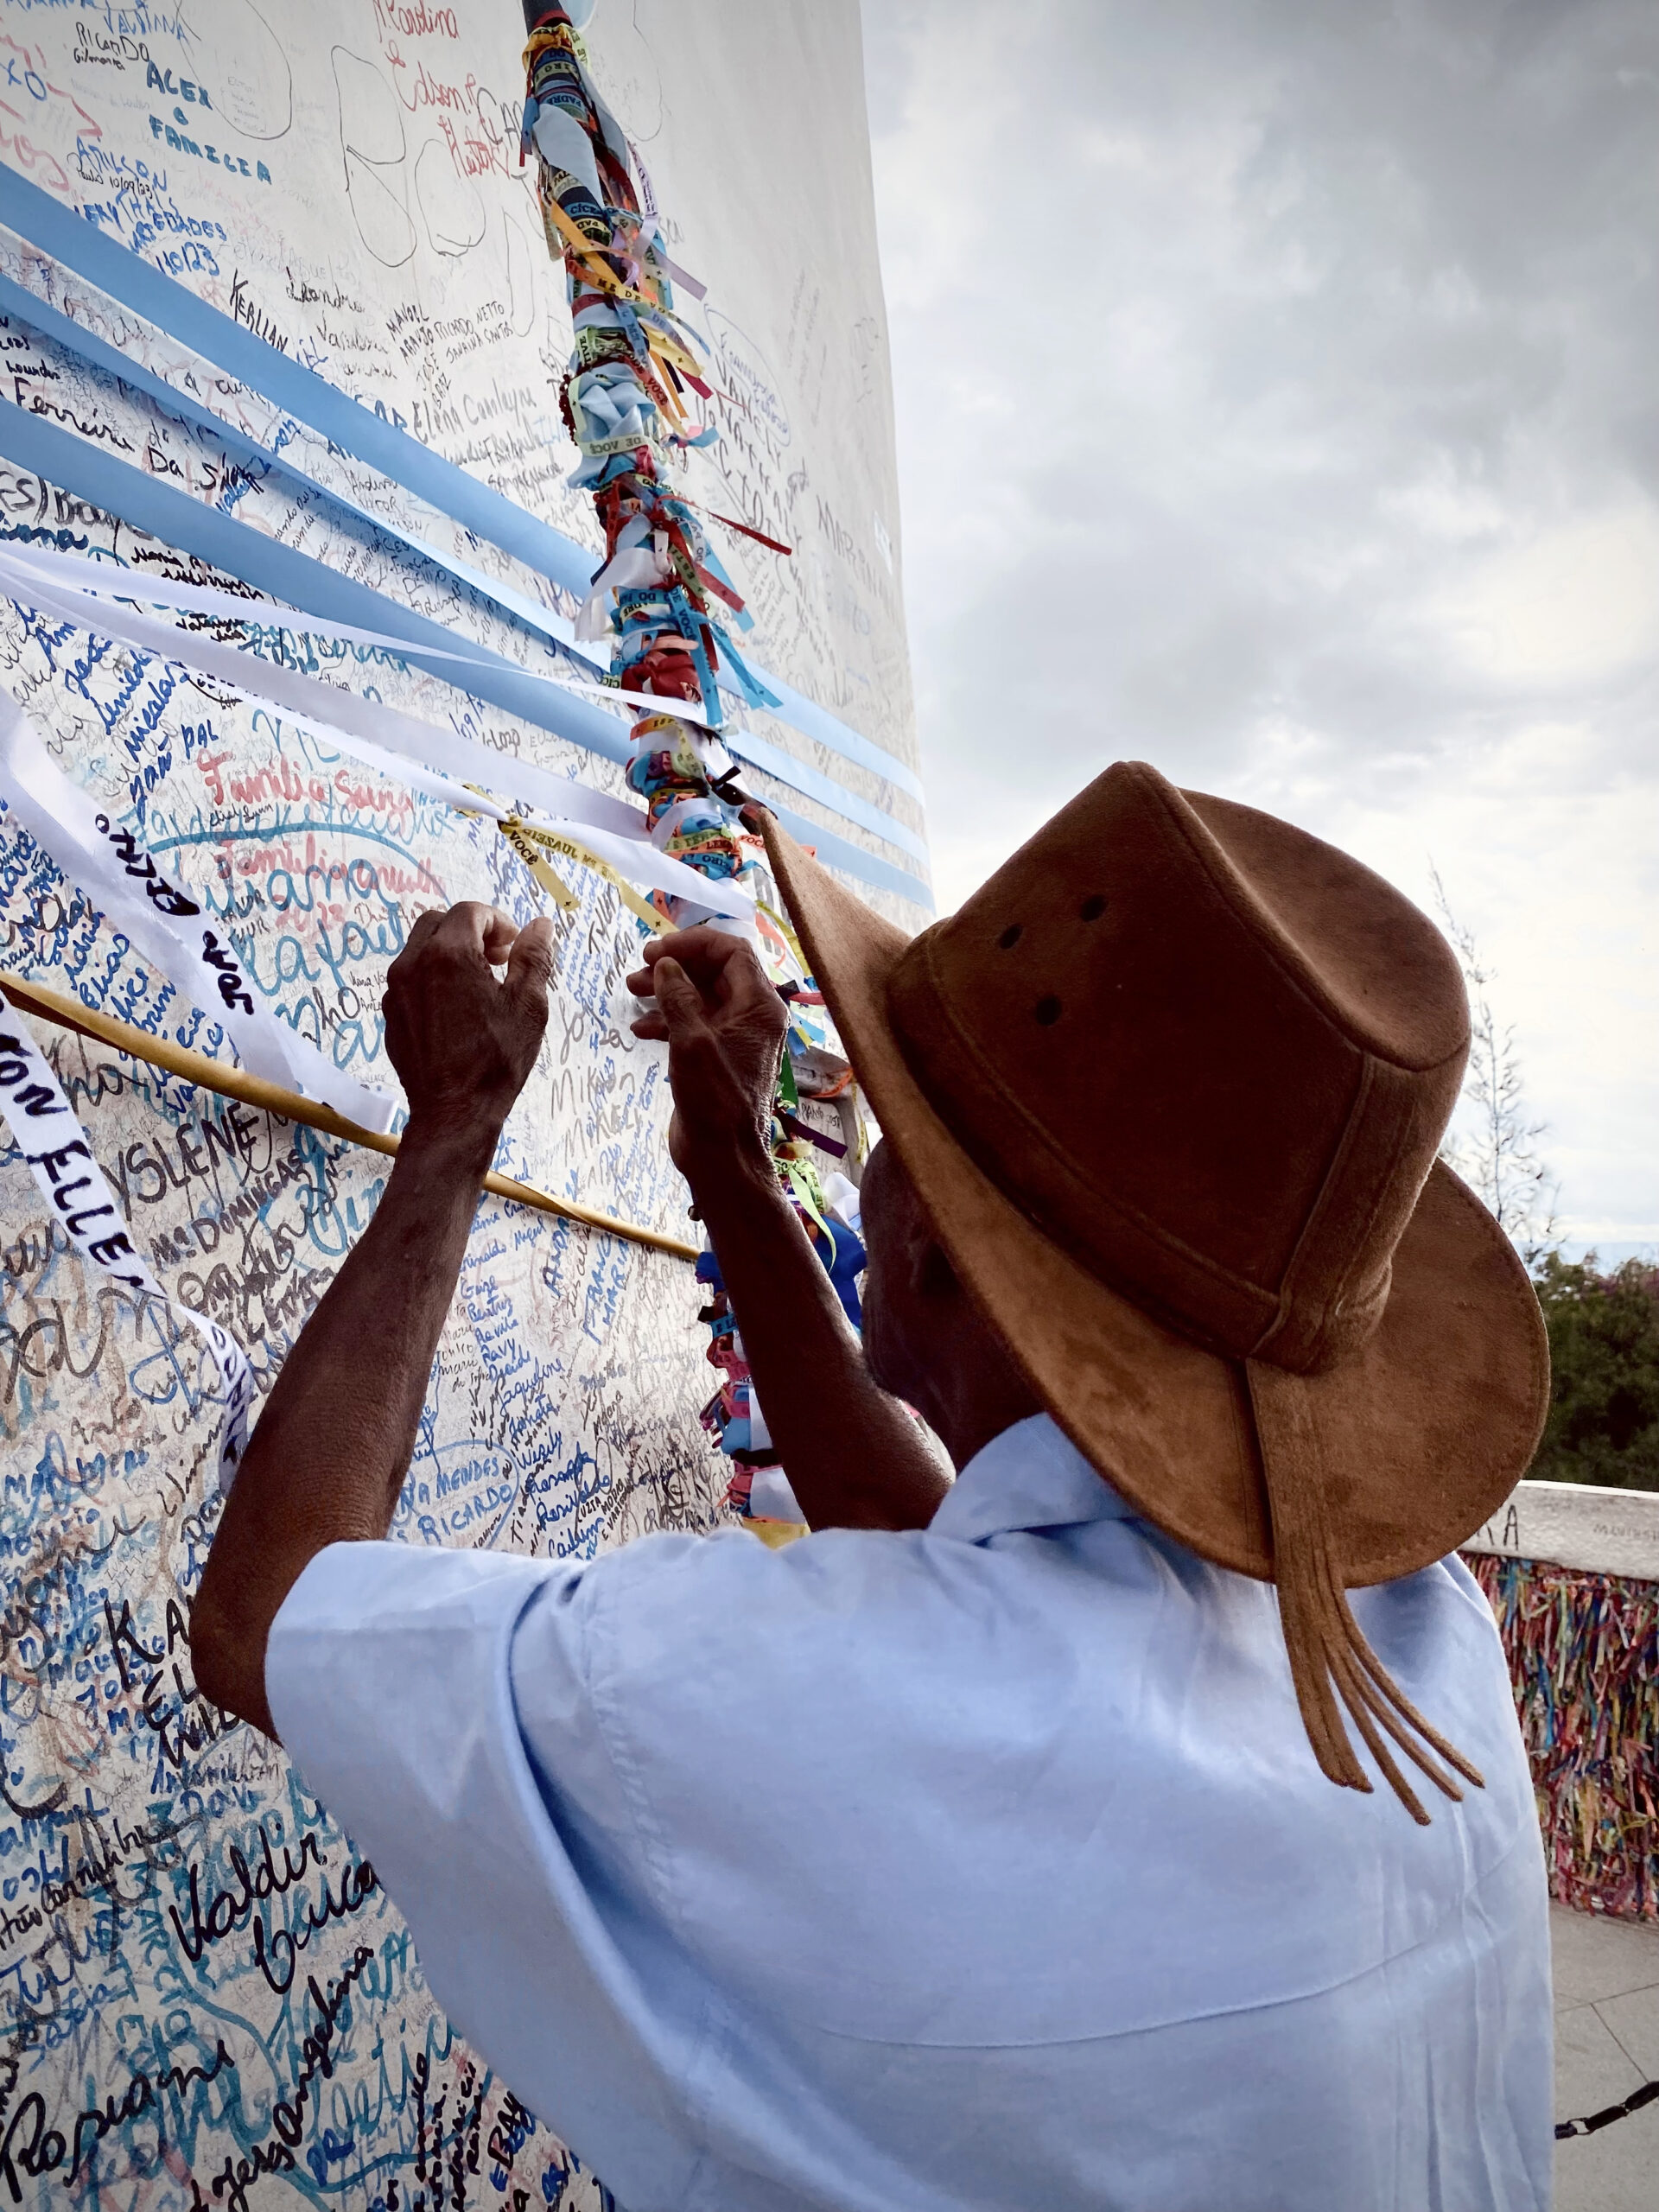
(682, 1135, 784, 1216)
(396, 1109, 503, 1182)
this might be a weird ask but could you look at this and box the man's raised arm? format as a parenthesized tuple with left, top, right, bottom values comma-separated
(627, 927, 949, 1533)
(191, 902, 554, 1738)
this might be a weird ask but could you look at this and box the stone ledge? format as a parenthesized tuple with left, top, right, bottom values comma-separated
(1464, 1480, 1659, 1581)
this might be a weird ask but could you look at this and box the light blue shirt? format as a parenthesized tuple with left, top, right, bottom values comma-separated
(268, 1414, 1553, 2212)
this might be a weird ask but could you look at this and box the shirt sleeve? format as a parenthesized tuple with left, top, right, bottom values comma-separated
(264, 1537, 713, 2207)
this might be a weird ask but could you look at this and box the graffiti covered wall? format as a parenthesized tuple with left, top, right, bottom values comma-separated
(0, 3, 918, 2205)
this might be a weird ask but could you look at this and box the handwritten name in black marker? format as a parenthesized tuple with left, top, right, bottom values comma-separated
(198, 930, 255, 1014)
(18, 1134, 143, 1275)
(79, 817, 257, 1014)
(189, 1946, 373, 2212)
(0, 2042, 235, 2199)
(0, 1040, 150, 1281)
(252, 1855, 378, 1994)
(167, 1823, 323, 1962)
(92, 812, 201, 918)
(105, 1594, 235, 1776)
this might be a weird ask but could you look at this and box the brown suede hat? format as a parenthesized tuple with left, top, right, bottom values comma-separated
(755, 762, 1549, 1822)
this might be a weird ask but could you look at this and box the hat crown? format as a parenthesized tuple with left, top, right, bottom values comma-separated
(886, 763, 1470, 1374)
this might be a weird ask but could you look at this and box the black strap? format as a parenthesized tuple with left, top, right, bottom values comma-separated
(1556, 2076, 1659, 2139)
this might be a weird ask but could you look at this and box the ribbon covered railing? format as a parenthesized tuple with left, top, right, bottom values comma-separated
(1468, 1551, 1659, 1923)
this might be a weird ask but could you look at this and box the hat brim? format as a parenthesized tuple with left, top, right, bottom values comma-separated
(763, 817, 1550, 1586)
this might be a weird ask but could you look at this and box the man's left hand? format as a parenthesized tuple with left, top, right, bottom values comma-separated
(193, 900, 555, 1735)
(384, 903, 556, 1156)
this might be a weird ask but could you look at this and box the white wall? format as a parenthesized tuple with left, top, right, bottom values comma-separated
(0, 3, 908, 2201)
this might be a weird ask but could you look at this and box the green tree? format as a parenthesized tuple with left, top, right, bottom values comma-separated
(1427, 872, 1659, 1491)
(1529, 1253, 1659, 1491)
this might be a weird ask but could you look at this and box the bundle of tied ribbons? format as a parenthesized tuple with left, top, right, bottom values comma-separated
(523, 4, 868, 1514)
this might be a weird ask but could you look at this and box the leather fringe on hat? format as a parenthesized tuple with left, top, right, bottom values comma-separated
(1247, 1364, 1484, 1821)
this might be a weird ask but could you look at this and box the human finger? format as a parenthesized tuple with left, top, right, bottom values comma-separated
(628, 1007, 670, 1041)
(649, 957, 709, 1043)
(480, 906, 522, 966)
(434, 900, 512, 963)
(641, 926, 752, 997)
(385, 906, 446, 984)
(652, 932, 783, 1030)
(641, 925, 734, 968)
(505, 916, 556, 1015)
(711, 938, 784, 1016)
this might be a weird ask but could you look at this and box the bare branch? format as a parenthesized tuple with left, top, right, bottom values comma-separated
(1430, 866, 1557, 1264)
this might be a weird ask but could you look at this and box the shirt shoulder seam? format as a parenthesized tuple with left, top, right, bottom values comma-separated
(583, 1556, 690, 1923)
(579, 1549, 728, 2170)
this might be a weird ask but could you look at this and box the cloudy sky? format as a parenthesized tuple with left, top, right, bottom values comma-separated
(860, 0, 1658, 1261)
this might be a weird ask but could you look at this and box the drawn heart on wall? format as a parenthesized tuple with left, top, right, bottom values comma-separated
(416, 138, 486, 259)
(200, 0, 293, 140)
(333, 47, 416, 269)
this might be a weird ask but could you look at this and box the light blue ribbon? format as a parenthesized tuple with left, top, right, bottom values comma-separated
(0, 160, 927, 813)
(0, 396, 933, 910)
(0, 268, 575, 653)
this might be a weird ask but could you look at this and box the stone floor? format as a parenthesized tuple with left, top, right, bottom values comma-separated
(1553, 1903, 1659, 2210)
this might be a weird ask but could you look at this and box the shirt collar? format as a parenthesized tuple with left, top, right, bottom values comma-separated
(930, 1413, 1138, 1544)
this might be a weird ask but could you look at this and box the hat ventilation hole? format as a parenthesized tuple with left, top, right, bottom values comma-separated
(998, 925, 1022, 950)
(1034, 995, 1062, 1026)
(1079, 894, 1108, 921)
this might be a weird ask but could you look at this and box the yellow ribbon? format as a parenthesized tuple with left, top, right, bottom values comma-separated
(504, 816, 674, 936)
(756, 897, 811, 976)
(543, 195, 657, 306)
(496, 817, 579, 911)
(459, 783, 672, 936)
(540, 198, 705, 402)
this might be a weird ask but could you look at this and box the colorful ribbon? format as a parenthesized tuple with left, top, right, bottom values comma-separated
(523, 7, 877, 1512)
(1468, 1551, 1659, 1923)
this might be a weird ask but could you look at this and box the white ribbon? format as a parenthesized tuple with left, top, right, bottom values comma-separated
(0, 984, 253, 1490)
(576, 541, 670, 641)
(0, 692, 398, 1132)
(531, 101, 605, 207)
(0, 546, 754, 918)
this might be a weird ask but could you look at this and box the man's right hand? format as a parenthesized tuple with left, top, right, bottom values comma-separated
(628, 926, 949, 1531)
(626, 927, 789, 1184)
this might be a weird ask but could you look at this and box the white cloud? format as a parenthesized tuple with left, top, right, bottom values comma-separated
(1435, 504, 1659, 686)
(863, 0, 1659, 1249)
